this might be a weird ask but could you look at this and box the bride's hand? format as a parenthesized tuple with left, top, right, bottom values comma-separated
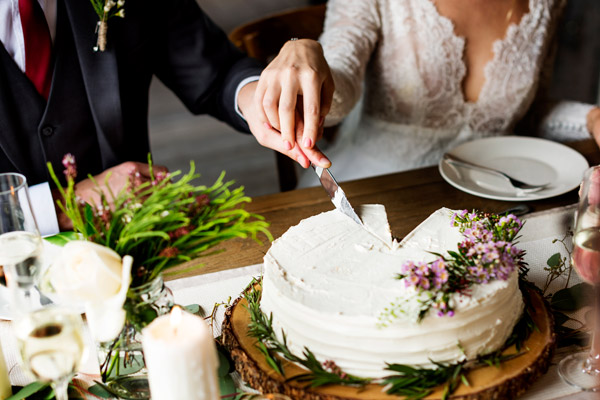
(587, 107, 600, 148)
(238, 39, 334, 168)
(239, 82, 330, 168)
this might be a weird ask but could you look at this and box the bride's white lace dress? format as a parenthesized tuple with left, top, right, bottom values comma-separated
(300, 0, 594, 186)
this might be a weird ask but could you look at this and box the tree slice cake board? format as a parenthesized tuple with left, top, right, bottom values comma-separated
(221, 286, 555, 400)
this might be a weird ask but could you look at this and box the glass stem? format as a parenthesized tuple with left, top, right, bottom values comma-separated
(52, 377, 70, 400)
(587, 284, 600, 374)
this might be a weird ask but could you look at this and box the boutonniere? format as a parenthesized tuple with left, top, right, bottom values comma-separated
(90, 0, 125, 52)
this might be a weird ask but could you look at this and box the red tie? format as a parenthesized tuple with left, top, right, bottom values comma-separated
(19, 0, 53, 99)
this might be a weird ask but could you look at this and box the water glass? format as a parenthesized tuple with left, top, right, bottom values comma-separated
(14, 306, 85, 400)
(0, 173, 44, 312)
(558, 166, 600, 390)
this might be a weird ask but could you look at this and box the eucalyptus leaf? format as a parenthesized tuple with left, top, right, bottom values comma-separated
(551, 283, 594, 311)
(91, 380, 142, 400)
(87, 383, 113, 398)
(556, 327, 590, 348)
(218, 347, 232, 377)
(6, 382, 50, 400)
(546, 252, 562, 268)
(104, 352, 145, 379)
(43, 231, 81, 246)
(183, 304, 204, 317)
(219, 372, 238, 397)
(84, 203, 95, 237)
(552, 310, 570, 327)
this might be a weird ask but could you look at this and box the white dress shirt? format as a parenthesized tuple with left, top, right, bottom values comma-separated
(0, 0, 57, 72)
(0, 0, 258, 236)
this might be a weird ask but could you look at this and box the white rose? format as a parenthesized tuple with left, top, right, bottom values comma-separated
(45, 241, 132, 343)
(48, 241, 123, 301)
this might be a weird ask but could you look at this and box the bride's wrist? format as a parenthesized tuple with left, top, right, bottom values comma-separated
(586, 107, 600, 136)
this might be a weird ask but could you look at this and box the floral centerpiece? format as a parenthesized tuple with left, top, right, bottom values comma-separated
(382, 210, 525, 322)
(44, 154, 271, 396)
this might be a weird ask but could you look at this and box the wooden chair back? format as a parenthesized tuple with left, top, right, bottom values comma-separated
(229, 4, 327, 192)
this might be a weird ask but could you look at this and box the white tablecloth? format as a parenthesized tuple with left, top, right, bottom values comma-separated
(0, 205, 596, 399)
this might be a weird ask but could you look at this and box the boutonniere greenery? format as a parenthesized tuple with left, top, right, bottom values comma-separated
(90, 0, 125, 52)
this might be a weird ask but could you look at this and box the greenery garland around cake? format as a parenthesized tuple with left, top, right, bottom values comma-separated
(244, 210, 538, 400)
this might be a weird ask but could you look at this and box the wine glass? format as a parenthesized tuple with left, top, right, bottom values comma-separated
(14, 306, 85, 400)
(558, 165, 600, 391)
(0, 173, 44, 313)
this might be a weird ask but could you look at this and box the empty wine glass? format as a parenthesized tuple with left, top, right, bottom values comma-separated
(0, 173, 44, 313)
(558, 165, 600, 391)
(14, 306, 85, 400)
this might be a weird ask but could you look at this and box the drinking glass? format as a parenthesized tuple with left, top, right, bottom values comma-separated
(558, 166, 600, 391)
(0, 173, 44, 312)
(14, 307, 85, 400)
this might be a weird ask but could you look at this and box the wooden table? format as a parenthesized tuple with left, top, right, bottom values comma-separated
(170, 138, 600, 279)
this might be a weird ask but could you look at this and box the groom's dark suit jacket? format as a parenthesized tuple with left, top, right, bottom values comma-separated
(0, 0, 262, 185)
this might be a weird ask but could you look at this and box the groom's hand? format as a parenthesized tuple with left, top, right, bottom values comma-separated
(54, 162, 168, 230)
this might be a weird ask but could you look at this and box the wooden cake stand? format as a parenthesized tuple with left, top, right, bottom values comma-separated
(221, 287, 555, 399)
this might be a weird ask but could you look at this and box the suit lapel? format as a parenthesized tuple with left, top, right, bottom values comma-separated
(0, 43, 43, 178)
(62, 0, 124, 168)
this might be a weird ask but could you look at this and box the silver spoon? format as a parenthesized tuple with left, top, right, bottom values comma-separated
(442, 153, 549, 192)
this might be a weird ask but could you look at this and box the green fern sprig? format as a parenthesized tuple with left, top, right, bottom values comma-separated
(48, 157, 272, 286)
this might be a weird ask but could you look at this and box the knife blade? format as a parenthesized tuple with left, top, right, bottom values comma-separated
(312, 165, 363, 226)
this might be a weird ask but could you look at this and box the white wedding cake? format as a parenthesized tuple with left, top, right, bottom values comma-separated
(260, 205, 524, 378)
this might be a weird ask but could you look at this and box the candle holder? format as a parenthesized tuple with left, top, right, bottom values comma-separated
(96, 275, 174, 399)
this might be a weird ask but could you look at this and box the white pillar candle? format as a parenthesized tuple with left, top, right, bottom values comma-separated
(142, 307, 219, 400)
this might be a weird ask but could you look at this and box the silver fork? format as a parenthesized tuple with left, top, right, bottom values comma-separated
(442, 153, 549, 192)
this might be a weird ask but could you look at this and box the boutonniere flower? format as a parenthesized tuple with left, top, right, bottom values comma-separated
(90, 0, 125, 52)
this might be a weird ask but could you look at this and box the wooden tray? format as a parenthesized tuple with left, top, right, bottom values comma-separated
(221, 287, 555, 399)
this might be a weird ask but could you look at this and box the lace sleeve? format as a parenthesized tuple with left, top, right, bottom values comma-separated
(320, 0, 381, 125)
(538, 101, 595, 142)
(517, 0, 595, 142)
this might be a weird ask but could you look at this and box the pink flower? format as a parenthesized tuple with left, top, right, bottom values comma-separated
(159, 247, 179, 258)
(62, 153, 77, 180)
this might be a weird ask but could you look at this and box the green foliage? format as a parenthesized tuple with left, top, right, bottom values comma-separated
(551, 283, 594, 348)
(542, 230, 574, 296)
(382, 362, 465, 400)
(48, 159, 271, 286)
(382, 281, 536, 399)
(383, 210, 527, 323)
(86, 384, 113, 398)
(217, 344, 238, 396)
(244, 281, 371, 388)
(551, 283, 594, 311)
(43, 231, 81, 246)
(244, 278, 537, 398)
(7, 382, 50, 400)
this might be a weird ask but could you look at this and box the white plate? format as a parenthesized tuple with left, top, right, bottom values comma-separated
(438, 136, 589, 201)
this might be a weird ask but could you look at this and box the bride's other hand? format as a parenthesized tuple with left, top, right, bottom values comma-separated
(587, 107, 600, 148)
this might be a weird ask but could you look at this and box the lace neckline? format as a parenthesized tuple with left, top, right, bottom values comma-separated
(421, 0, 538, 106)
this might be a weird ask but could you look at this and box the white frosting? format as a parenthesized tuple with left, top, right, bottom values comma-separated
(261, 206, 524, 378)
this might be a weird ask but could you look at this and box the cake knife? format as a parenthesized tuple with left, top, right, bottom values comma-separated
(312, 164, 363, 226)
